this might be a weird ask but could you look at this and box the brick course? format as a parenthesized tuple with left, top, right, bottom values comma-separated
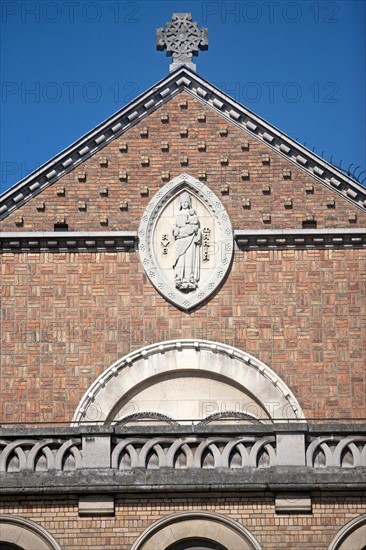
(0, 493, 365, 549)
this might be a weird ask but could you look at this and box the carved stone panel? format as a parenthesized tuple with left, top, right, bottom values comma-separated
(138, 174, 233, 310)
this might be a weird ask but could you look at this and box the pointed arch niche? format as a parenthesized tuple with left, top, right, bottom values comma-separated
(73, 340, 305, 425)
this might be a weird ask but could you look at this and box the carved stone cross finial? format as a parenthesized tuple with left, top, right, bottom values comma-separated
(157, 13, 208, 73)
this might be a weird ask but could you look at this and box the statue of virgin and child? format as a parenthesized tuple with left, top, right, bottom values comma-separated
(172, 192, 202, 291)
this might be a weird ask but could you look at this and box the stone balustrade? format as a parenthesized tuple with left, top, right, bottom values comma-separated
(0, 424, 365, 495)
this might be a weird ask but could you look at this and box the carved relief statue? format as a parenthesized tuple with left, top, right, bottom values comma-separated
(172, 192, 202, 291)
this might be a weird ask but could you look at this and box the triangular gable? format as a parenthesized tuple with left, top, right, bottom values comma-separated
(1, 66, 365, 220)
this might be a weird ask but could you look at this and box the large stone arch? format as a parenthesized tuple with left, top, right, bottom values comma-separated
(328, 514, 366, 550)
(0, 515, 61, 550)
(73, 340, 305, 424)
(130, 511, 262, 550)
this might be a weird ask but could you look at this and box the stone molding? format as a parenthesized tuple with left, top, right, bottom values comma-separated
(0, 229, 364, 254)
(0, 231, 137, 253)
(0, 514, 61, 549)
(130, 511, 262, 550)
(235, 228, 366, 250)
(274, 493, 312, 514)
(138, 174, 234, 310)
(72, 339, 305, 424)
(1, 67, 365, 221)
(78, 494, 115, 517)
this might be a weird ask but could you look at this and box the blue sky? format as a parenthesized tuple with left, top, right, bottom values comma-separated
(1, 0, 365, 193)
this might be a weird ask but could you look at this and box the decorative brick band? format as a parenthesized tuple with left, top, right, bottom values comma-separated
(1, 229, 364, 253)
(235, 228, 366, 249)
(0, 231, 137, 252)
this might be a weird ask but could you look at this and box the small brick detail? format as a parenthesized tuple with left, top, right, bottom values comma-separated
(99, 157, 108, 167)
(119, 171, 128, 182)
(284, 198, 293, 209)
(119, 142, 128, 152)
(77, 172, 87, 182)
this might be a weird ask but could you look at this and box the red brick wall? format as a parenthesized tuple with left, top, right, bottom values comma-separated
(0, 492, 365, 549)
(1, 92, 365, 232)
(1, 247, 365, 422)
(1, 90, 365, 423)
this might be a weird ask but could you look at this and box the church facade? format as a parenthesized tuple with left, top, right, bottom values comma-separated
(1, 14, 366, 550)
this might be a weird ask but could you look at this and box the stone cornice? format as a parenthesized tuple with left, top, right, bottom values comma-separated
(234, 228, 366, 249)
(0, 229, 364, 253)
(0, 67, 365, 221)
(0, 231, 137, 252)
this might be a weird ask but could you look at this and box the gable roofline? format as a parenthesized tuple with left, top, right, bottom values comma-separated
(1, 66, 365, 220)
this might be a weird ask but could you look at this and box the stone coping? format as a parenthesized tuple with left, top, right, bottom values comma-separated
(1, 467, 365, 495)
(0, 423, 365, 437)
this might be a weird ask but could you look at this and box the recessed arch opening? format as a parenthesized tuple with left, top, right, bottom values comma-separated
(130, 511, 262, 550)
(73, 340, 305, 425)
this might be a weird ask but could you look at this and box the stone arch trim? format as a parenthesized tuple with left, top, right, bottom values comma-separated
(130, 511, 262, 550)
(73, 339, 305, 424)
(0, 515, 61, 550)
(328, 514, 366, 550)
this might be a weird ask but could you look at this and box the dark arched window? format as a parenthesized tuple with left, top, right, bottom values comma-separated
(166, 539, 227, 550)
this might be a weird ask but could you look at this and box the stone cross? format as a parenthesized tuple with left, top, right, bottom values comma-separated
(157, 13, 208, 73)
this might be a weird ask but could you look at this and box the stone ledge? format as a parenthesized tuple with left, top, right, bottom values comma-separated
(235, 228, 366, 249)
(1, 423, 365, 437)
(1, 467, 365, 495)
(0, 231, 137, 252)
